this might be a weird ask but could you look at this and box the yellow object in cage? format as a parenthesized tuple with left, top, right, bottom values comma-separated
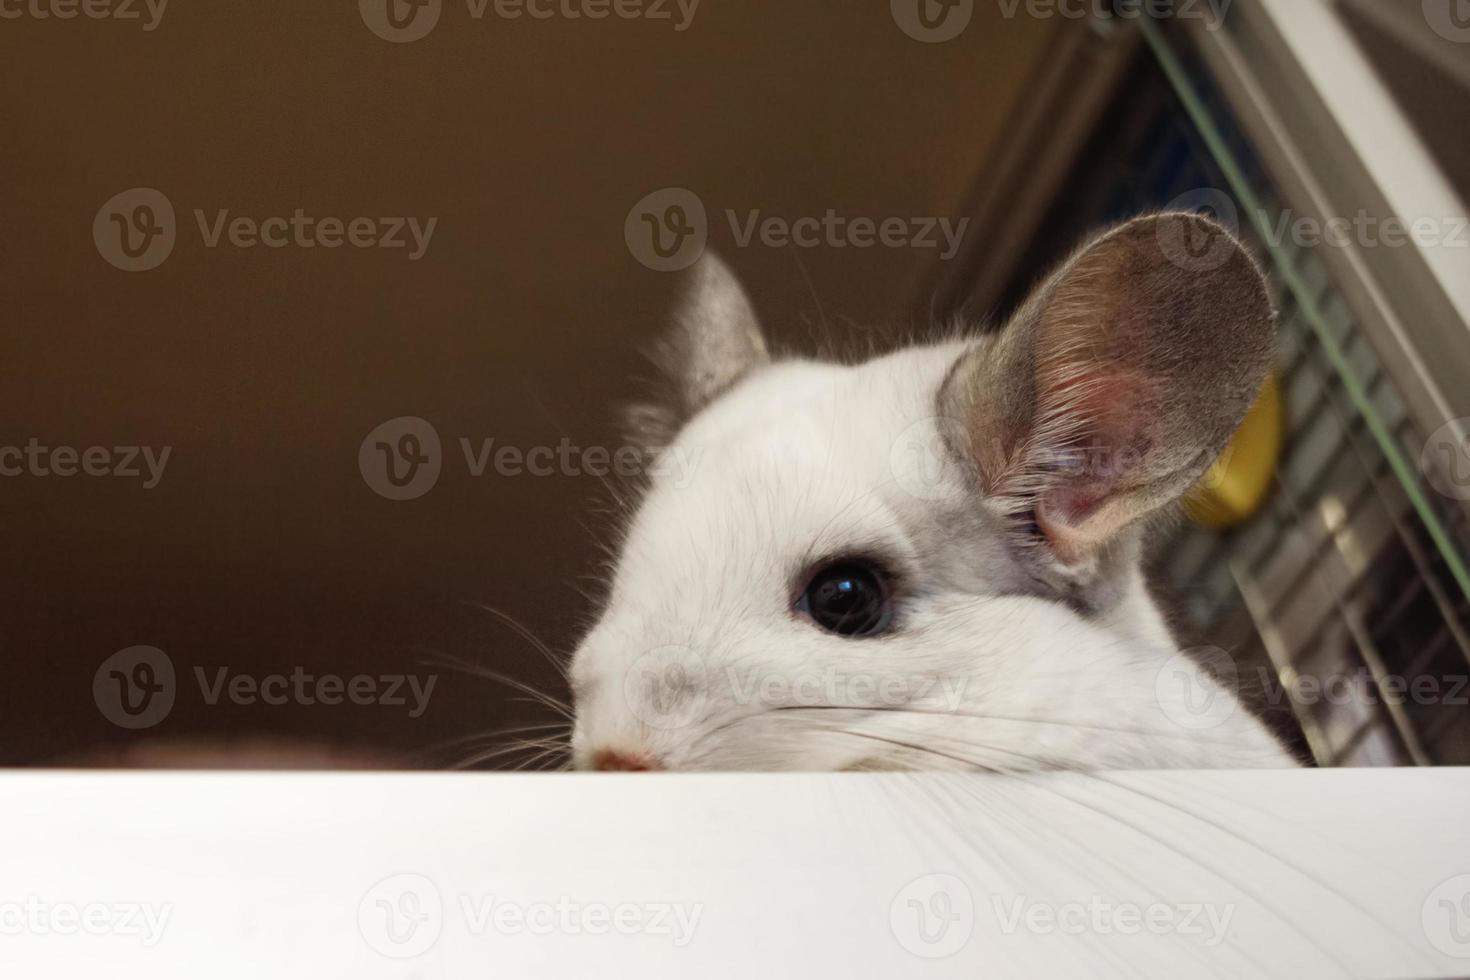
(1186, 375, 1284, 529)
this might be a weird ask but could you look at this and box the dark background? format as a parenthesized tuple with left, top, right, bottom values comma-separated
(0, 1, 1057, 764)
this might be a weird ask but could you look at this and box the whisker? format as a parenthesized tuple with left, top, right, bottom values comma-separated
(817, 724, 1006, 773)
(511, 744, 574, 772)
(1082, 775, 1437, 966)
(451, 735, 571, 771)
(421, 721, 572, 758)
(424, 650, 574, 721)
(771, 704, 1264, 751)
(462, 601, 571, 680)
(1014, 776, 1358, 976)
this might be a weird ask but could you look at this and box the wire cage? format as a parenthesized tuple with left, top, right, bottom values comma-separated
(958, 14, 1470, 766)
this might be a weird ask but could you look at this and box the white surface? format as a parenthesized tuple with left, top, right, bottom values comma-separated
(2, 769, 1469, 978)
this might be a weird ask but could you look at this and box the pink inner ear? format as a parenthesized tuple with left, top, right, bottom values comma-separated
(1032, 363, 1157, 559)
(1045, 485, 1104, 527)
(1043, 365, 1152, 475)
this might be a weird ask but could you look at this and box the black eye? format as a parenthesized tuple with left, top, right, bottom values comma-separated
(796, 561, 892, 637)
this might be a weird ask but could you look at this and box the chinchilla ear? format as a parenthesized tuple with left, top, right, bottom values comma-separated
(939, 212, 1277, 568)
(624, 252, 771, 451)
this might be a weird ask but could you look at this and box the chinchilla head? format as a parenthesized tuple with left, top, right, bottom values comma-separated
(569, 213, 1297, 772)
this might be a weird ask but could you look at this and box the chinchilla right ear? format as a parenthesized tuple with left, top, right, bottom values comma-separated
(624, 252, 771, 452)
(939, 212, 1277, 571)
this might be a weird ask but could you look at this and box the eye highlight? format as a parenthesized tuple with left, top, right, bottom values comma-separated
(795, 561, 892, 637)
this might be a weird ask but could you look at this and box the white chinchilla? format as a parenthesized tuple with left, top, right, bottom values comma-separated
(569, 213, 1298, 772)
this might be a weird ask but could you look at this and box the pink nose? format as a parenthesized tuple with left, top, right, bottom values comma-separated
(592, 748, 661, 772)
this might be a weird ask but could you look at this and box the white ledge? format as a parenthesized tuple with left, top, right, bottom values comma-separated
(3, 768, 1469, 977)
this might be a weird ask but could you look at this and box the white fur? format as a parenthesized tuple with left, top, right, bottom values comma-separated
(569, 343, 1297, 772)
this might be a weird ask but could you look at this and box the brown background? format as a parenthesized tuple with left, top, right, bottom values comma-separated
(0, 1, 1056, 765)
